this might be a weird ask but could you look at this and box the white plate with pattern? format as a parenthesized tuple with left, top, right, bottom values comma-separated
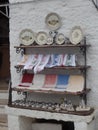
(47, 36, 53, 45)
(55, 33, 65, 45)
(36, 31, 48, 45)
(19, 29, 35, 46)
(45, 12, 61, 31)
(69, 26, 83, 45)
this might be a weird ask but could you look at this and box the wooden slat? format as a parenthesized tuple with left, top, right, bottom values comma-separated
(14, 44, 91, 49)
(14, 65, 91, 74)
(12, 87, 91, 95)
(15, 65, 91, 69)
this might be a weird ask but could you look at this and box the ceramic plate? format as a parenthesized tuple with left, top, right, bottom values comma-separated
(55, 33, 65, 45)
(47, 36, 53, 45)
(19, 29, 35, 46)
(36, 31, 48, 45)
(45, 12, 61, 31)
(69, 26, 83, 45)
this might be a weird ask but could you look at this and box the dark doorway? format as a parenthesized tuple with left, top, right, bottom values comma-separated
(35, 119, 74, 130)
(0, 0, 10, 89)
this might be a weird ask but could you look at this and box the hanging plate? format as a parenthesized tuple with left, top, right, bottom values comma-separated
(47, 36, 53, 45)
(36, 31, 48, 45)
(55, 33, 65, 45)
(19, 29, 35, 46)
(45, 12, 61, 31)
(69, 26, 83, 45)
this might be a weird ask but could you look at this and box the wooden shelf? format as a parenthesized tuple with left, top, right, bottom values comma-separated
(8, 104, 94, 116)
(44, 66, 91, 70)
(12, 87, 91, 95)
(15, 65, 91, 70)
(14, 44, 91, 49)
(9, 38, 92, 113)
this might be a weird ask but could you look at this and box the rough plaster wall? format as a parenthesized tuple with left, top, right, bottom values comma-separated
(9, 0, 98, 129)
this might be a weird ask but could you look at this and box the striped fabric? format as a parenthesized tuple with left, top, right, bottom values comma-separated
(18, 73, 84, 93)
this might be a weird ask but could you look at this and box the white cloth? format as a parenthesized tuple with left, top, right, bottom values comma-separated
(34, 54, 50, 73)
(31, 74, 45, 89)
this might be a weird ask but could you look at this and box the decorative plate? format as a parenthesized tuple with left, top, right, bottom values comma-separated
(55, 33, 65, 45)
(19, 29, 35, 46)
(69, 26, 83, 45)
(45, 12, 61, 31)
(47, 36, 53, 45)
(36, 31, 48, 45)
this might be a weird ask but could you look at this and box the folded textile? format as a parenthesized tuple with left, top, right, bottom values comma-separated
(66, 75, 84, 92)
(43, 74, 57, 88)
(63, 54, 76, 66)
(46, 54, 63, 68)
(57, 54, 64, 66)
(24, 54, 41, 70)
(56, 75, 69, 89)
(17, 54, 30, 66)
(45, 55, 54, 68)
(34, 55, 50, 73)
(18, 73, 34, 87)
(31, 74, 45, 89)
(51, 54, 61, 67)
(21, 73, 34, 83)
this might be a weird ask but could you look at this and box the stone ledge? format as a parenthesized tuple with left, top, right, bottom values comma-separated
(5, 106, 95, 123)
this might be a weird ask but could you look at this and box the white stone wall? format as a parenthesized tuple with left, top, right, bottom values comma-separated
(6, 106, 95, 130)
(9, 0, 98, 129)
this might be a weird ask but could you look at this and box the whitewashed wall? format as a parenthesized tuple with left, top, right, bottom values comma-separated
(9, 0, 98, 129)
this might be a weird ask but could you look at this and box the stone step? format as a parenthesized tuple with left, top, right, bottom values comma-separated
(0, 99, 8, 106)
(0, 106, 5, 114)
(0, 80, 8, 130)
(0, 90, 8, 93)
(0, 83, 8, 90)
(0, 116, 8, 130)
(0, 87, 8, 91)
(0, 122, 8, 127)
(0, 79, 9, 91)
(0, 126, 8, 130)
(0, 93, 8, 100)
(0, 114, 8, 123)
(0, 105, 6, 114)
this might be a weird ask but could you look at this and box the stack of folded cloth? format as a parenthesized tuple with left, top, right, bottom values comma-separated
(55, 75, 69, 90)
(18, 74, 84, 93)
(31, 74, 45, 89)
(66, 75, 84, 92)
(17, 54, 76, 73)
(42, 74, 57, 90)
(18, 73, 34, 88)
